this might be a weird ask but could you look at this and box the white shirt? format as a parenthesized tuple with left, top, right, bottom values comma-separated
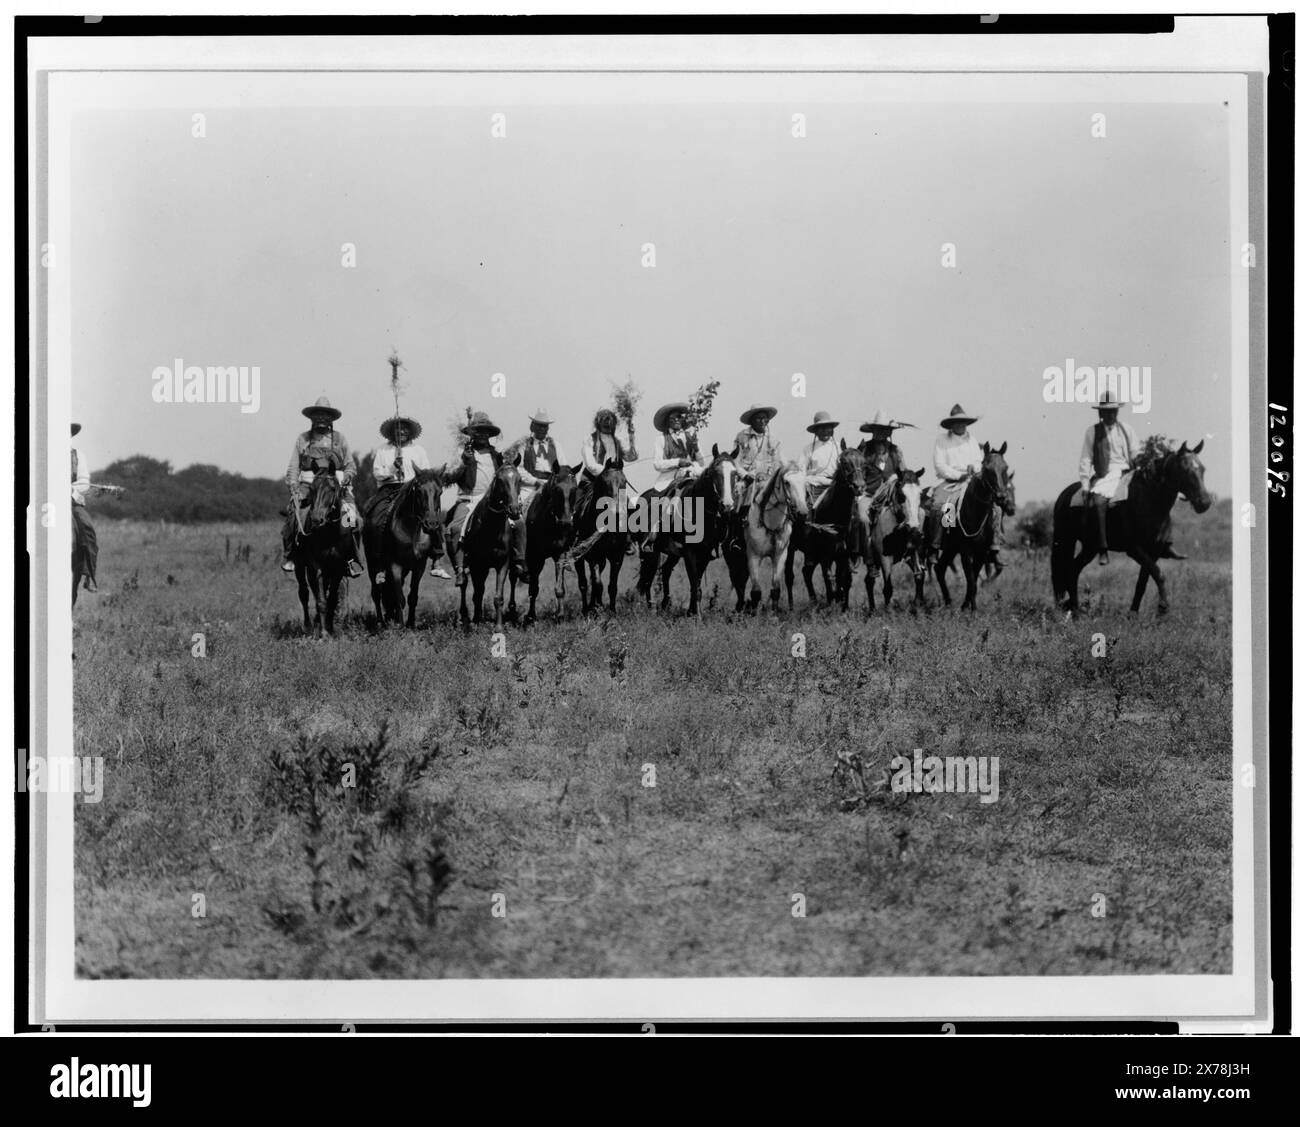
(1079, 420, 1137, 487)
(372, 442, 431, 485)
(72, 446, 91, 505)
(652, 430, 705, 491)
(933, 430, 982, 483)
(465, 451, 497, 500)
(798, 438, 839, 488)
(517, 436, 568, 496)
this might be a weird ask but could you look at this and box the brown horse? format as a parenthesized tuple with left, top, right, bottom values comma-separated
(637, 446, 741, 616)
(784, 443, 869, 609)
(1051, 440, 1212, 616)
(513, 464, 581, 622)
(862, 468, 928, 611)
(362, 468, 446, 628)
(459, 456, 523, 626)
(292, 471, 353, 636)
(573, 458, 631, 614)
(928, 442, 1016, 611)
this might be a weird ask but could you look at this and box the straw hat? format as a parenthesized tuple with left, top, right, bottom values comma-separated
(380, 416, 423, 443)
(859, 408, 909, 434)
(653, 402, 691, 433)
(1092, 390, 1126, 411)
(302, 396, 342, 421)
(529, 408, 555, 425)
(806, 410, 840, 433)
(740, 404, 778, 427)
(939, 403, 978, 430)
(461, 411, 501, 437)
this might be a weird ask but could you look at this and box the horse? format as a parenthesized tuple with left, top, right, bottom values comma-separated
(573, 458, 631, 614)
(512, 464, 581, 622)
(1051, 439, 1212, 616)
(784, 443, 869, 609)
(927, 442, 1016, 612)
(722, 463, 807, 612)
(71, 508, 97, 607)
(862, 468, 928, 611)
(362, 467, 446, 629)
(458, 455, 523, 626)
(637, 446, 740, 616)
(292, 471, 353, 636)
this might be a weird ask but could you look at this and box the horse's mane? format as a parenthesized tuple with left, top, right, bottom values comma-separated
(757, 464, 784, 511)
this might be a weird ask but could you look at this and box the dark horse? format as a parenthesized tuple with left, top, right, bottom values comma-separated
(638, 446, 741, 616)
(512, 464, 581, 622)
(784, 443, 869, 609)
(71, 510, 97, 608)
(1051, 440, 1212, 616)
(458, 455, 523, 627)
(927, 442, 1016, 612)
(573, 458, 631, 614)
(862, 468, 928, 612)
(292, 471, 353, 636)
(362, 467, 446, 628)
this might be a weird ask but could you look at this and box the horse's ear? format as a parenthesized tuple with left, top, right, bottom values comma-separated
(1006, 469, 1014, 480)
(1192, 439, 1204, 454)
(998, 441, 1007, 455)
(981, 441, 989, 454)
(1177, 441, 1188, 455)
(840, 438, 847, 451)
(915, 467, 925, 480)
(730, 444, 740, 459)
(510, 451, 522, 467)
(572, 463, 583, 476)
(711, 443, 720, 458)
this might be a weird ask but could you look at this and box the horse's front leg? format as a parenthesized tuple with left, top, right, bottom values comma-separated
(406, 559, 427, 629)
(1127, 546, 1166, 615)
(659, 555, 677, 611)
(297, 567, 312, 633)
(934, 548, 953, 606)
(960, 551, 979, 611)
(882, 562, 894, 608)
(308, 569, 325, 636)
(746, 546, 765, 612)
(493, 563, 508, 627)
(324, 571, 342, 635)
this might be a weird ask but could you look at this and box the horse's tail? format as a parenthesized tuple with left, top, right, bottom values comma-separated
(1050, 484, 1080, 603)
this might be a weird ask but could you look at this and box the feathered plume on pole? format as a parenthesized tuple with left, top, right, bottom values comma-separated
(388, 349, 406, 473)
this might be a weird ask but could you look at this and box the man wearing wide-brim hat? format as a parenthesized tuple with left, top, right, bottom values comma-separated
(282, 396, 363, 576)
(638, 402, 706, 555)
(789, 410, 841, 512)
(443, 410, 507, 586)
(1077, 389, 1137, 566)
(366, 414, 451, 581)
(71, 422, 100, 593)
(504, 408, 571, 579)
(729, 404, 783, 526)
(857, 408, 914, 499)
(925, 404, 985, 556)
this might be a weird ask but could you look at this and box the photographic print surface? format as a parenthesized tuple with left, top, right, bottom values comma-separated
(29, 27, 1271, 1024)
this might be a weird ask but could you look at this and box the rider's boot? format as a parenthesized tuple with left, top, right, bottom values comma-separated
(1093, 495, 1110, 565)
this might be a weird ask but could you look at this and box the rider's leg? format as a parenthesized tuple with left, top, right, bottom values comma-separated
(1092, 493, 1110, 565)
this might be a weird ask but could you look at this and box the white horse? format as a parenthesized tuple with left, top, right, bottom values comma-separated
(724, 463, 808, 611)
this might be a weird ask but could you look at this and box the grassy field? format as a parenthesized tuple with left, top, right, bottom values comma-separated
(73, 503, 1234, 979)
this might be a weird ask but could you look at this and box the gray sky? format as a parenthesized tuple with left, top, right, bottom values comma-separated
(70, 90, 1233, 499)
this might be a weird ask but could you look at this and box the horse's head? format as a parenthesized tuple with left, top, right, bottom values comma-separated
(596, 456, 627, 500)
(303, 472, 342, 533)
(776, 463, 809, 517)
(411, 467, 447, 550)
(980, 442, 1016, 516)
(547, 464, 580, 532)
(1171, 440, 1213, 513)
(704, 444, 740, 511)
(836, 446, 870, 497)
(897, 468, 926, 534)
(492, 454, 524, 522)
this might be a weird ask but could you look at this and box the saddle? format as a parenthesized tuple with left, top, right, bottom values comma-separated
(1069, 471, 1133, 507)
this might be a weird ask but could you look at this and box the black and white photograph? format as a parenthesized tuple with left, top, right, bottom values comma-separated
(22, 16, 1280, 1030)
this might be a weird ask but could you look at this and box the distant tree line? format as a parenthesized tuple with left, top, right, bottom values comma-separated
(87, 456, 288, 523)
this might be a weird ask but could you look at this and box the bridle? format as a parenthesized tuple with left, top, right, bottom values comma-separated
(957, 462, 1011, 538)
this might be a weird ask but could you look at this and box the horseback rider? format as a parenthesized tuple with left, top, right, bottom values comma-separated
(367, 414, 451, 582)
(1078, 390, 1136, 566)
(858, 409, 911, 509)
(576, 407, 638, 522)
(444, 410, 505, 587)
(791, 410, 841, 512)
(640, 401, 705, 556)
(506, 408, 569, 575)
(733, 404, 782, 516)
(281, 396, 364, 578)
(71, 422, 99, 593)
(927, 403, 984, 555)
